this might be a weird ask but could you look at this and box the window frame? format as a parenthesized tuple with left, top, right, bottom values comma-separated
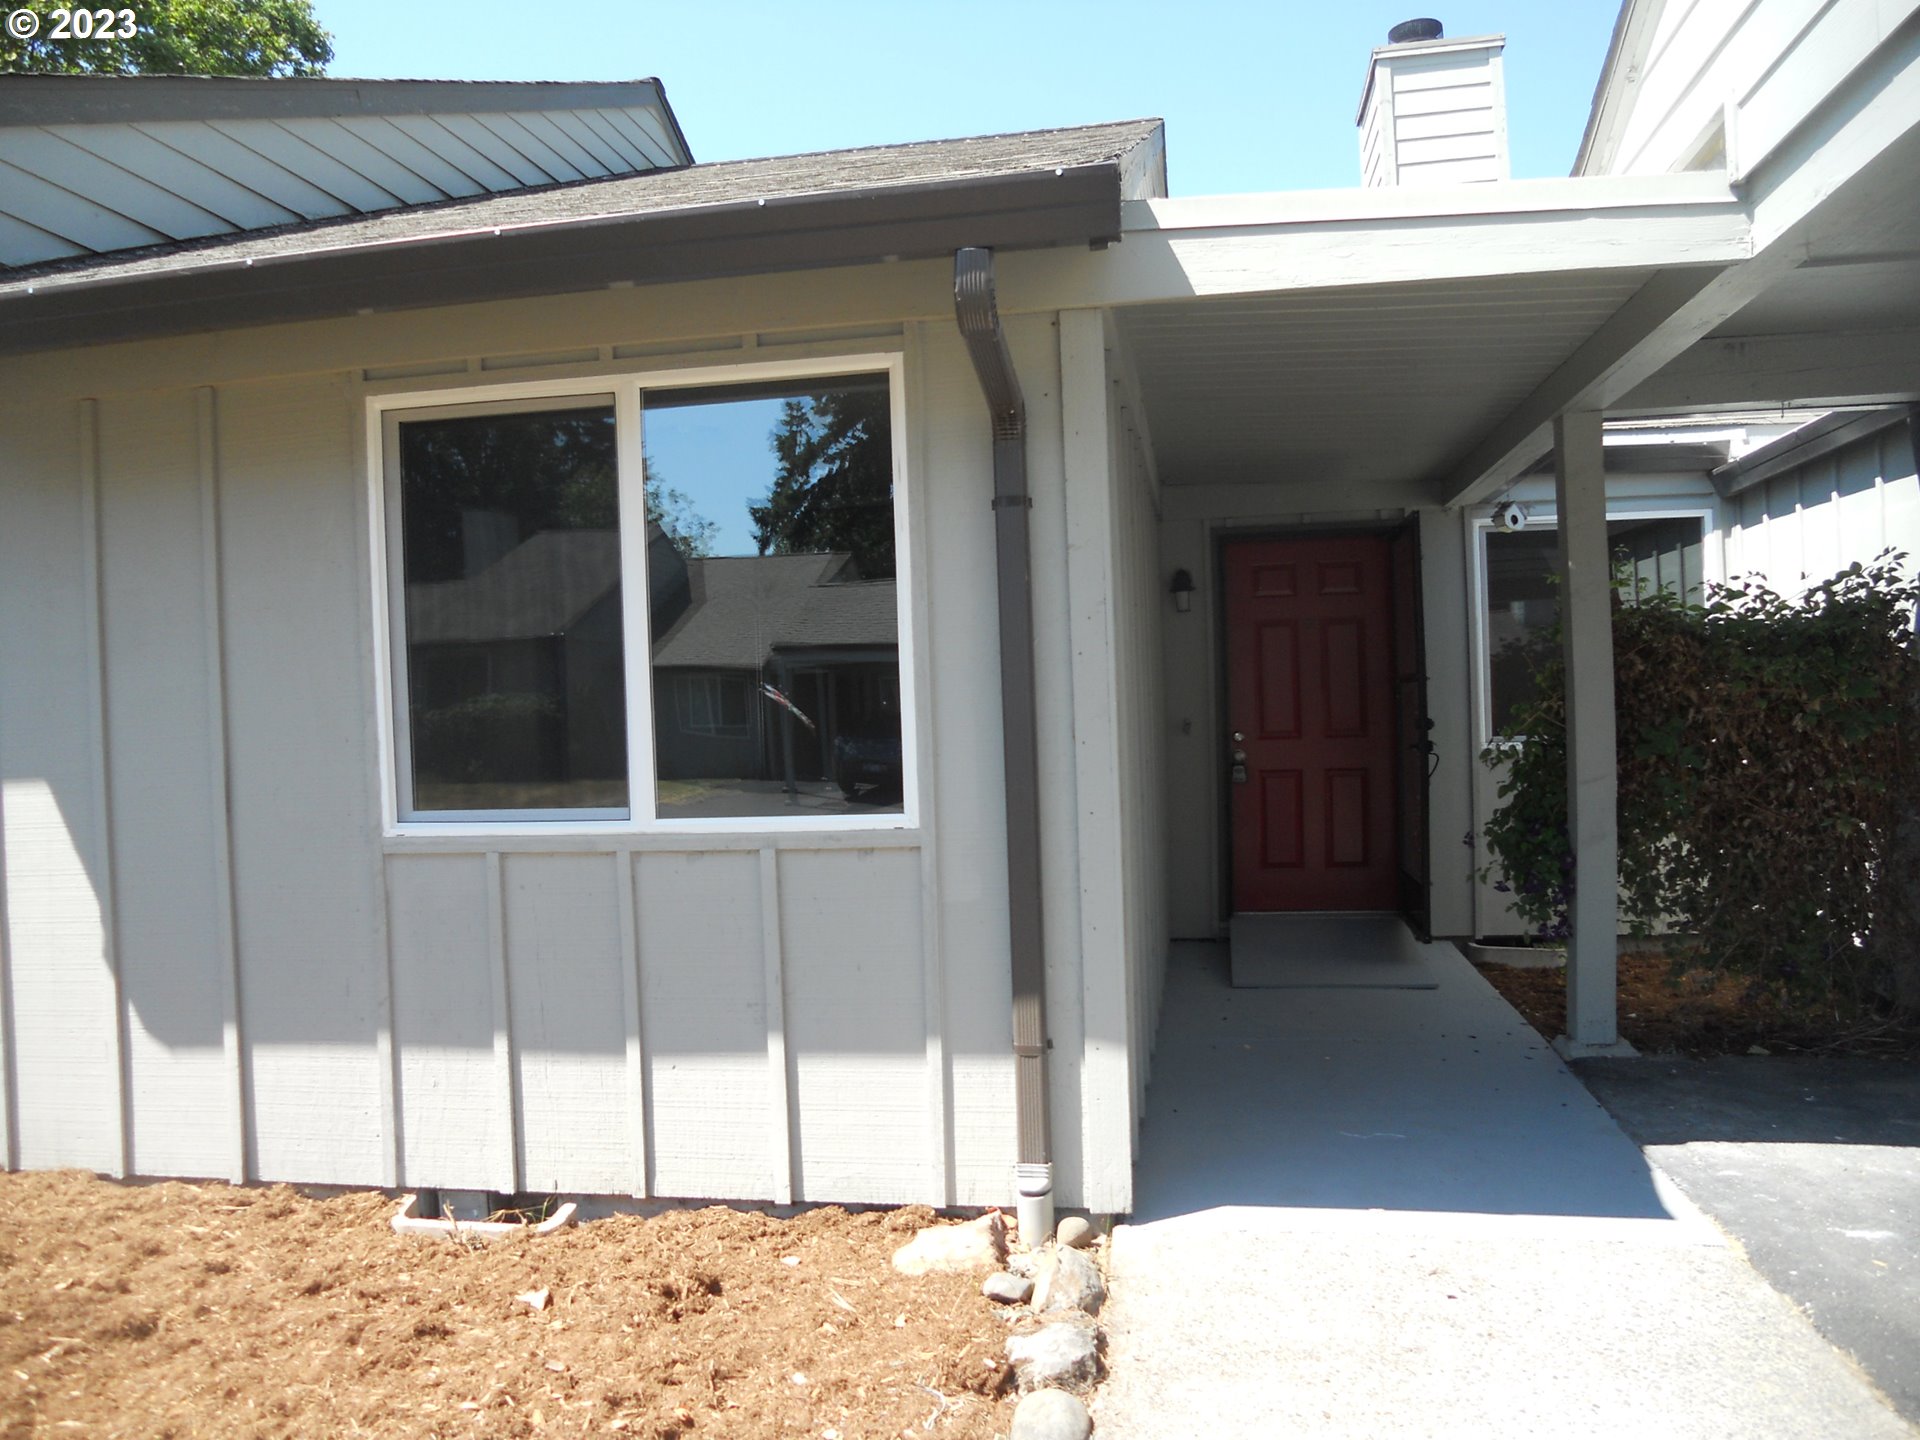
(366, 352, 918, 838)
(1467, 501, 1719, 749)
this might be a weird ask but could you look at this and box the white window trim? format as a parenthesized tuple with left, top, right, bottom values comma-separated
(1464, 499, 1717, 934)
(365, 351, 919, 838)
(1464, 501, 1720, 751)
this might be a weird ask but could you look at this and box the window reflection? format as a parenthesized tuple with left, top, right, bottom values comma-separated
(398, 403, 628, 815)
(1485, 516, 1704, 736)
(642, 376, 903, 819)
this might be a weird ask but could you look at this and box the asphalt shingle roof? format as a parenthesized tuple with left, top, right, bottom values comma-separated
(652, 552, 898, 670)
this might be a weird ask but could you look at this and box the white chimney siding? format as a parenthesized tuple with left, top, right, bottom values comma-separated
(1358, 32, 1510, 187)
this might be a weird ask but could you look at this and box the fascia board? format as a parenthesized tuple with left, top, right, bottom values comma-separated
(0, 165, 1122, 355)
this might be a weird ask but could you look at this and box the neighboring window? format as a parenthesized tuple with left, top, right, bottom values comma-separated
(677, 674, 752, 736)
(381, 364, 905, 825)
(1484, 516, 1704, 736)
(396, 401, 627, 818)
(643, 375, 903, 820)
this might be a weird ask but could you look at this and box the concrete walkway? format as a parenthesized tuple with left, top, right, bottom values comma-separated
(1092, 941, 1913, 1439)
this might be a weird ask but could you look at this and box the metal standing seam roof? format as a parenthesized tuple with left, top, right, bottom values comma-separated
(0, 74, 694, 268)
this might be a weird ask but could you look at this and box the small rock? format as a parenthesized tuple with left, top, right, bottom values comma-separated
(1032, 1246, 1105, 1316)
(1011, 1388, 1092, 1440)
(891, 1212, 1008, 1277)
(1055, 1216, 1094, 1249)
(1748, 1044, 1771, 1056)
(1006, 1318, 1100, 1392)
(1005, 1249, 1039, 1278)
(515, 1288, 550, 1311)
(982, 1271, 1035, 1305)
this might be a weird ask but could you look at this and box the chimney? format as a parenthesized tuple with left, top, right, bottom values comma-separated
(1357, 19, 1510, 187)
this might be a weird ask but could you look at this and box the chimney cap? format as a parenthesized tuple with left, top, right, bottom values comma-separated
(1387, 18, 1445, 43)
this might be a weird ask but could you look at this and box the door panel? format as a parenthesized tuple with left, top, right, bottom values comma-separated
(1228, 536, 1399, 912)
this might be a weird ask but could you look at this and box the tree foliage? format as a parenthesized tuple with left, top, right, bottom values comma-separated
(1481, 552, 1920, 1010)
(3, 0, 333, 76)
(644, 481, 718, 559)
(751, 387, 895, 577)
(399, 408, 616, 584)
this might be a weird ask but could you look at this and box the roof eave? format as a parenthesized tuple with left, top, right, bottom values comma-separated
(1574, 0, 1663, 176)
(0, 73, 681, 130)
(0, 163, 1124, 356)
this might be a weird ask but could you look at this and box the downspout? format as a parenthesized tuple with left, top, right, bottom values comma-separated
(953, 246, 1053, 1242)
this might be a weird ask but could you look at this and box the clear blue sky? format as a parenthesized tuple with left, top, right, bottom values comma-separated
(318, 1, 1625, 194)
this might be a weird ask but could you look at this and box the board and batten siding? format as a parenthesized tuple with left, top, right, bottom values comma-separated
(0, 287, 1149, 1212)
(1724, 421, 1920, 593)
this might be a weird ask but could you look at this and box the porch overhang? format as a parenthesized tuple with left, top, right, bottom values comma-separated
(1449, 17, 1920, 501)
(1008, 173, 1752, 503)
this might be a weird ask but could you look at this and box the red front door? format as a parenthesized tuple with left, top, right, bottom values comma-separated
(1226, 536, 1399, 912)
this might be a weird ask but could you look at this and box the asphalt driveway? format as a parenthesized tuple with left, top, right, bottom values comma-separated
(1574, 1056, 1920, 1424)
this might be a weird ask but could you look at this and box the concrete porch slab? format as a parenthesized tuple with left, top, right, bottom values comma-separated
(1093, 942, 1913, 1438)
(1228, 912, 1443, 989)
(1133, 940, 1663, 1220)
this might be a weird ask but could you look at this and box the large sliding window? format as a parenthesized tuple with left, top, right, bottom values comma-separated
(377, 358, 909, 829)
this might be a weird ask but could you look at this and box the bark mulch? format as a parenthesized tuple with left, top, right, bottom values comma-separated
(1476, 948, 1920, 1057)
(0, 1171, 1015, 1440)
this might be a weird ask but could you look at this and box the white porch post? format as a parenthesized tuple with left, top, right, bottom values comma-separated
(1552, 410, 1627, 1056)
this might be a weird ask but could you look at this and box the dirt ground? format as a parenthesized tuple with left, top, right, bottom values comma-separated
(1477, 949, 1920, 1057)
(0, 1172, 1018, 1440)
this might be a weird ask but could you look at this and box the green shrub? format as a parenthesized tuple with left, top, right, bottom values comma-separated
(413, 691, 560, 784)
(1481, 551, 1920, 1007)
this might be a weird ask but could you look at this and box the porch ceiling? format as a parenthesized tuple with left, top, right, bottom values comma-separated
(1619, 121, 1920, 418)
(1114, 268, 1655, 492)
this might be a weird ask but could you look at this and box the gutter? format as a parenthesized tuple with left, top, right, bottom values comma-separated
(0, 166, 1125, 356)
(953, 246, 1053, 1241)
(1710, 406, 1912, 497)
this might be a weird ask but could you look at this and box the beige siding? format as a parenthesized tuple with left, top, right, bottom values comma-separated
(1594, 0, 1916, 179)
(0, 268, 1153, 1211)
(0, 401, 123, 1172)
(636, 849, 771, 1200)
(218, 377, 390, 1184)
(1105, 334, 1171, 1159)
(97, 391, 235, 1180)
(503, 853, 632, 1196)
(914, 324, 1019, 1208)
(387, 853, 499, 1190)
(782, 847, 926, 1203)
(1726, 423, 1920, 592)
(1359, 42, 1509, 189)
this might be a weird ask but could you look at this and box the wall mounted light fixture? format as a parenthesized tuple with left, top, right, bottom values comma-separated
(1170, 569, 1195, 613)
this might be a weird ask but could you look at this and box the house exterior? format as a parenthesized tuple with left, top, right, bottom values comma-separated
(3, 1, 1918, 1218)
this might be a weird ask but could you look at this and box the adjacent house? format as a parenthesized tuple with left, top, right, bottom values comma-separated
(3, 0, 1918, 1218)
